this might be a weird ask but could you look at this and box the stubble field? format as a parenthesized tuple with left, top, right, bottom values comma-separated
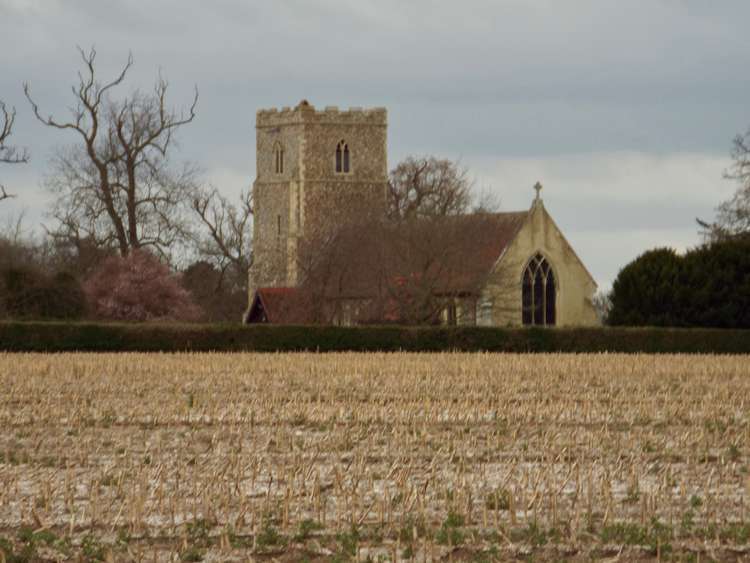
(0, 352, 748, 562)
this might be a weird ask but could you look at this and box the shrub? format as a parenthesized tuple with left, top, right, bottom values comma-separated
(48, 272, 87, 319)
(181, 260, 246, 322)
(0, 268, 86, 320)
(678, 239, 750, 328)
(0, 323, 748, 354)
(608, 248, 682, 326)
(609, 239, 750, 328)
(84, 250, 202, 322)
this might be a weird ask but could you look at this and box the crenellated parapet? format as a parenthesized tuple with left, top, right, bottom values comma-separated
(257, 100, 387, 128)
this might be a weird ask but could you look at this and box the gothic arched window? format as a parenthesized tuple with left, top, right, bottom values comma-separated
(273, 142, 284, 174)
(522, 253, 556, 326)
(335, 140, 350, 173)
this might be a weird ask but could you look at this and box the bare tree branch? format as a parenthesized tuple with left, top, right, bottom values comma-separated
(27, 48, 198, 260)
(387, 156, 483, 220)
(292, 156, 504, 325)
(699, 127, 750, 242)
(0, 100, 30, 202)
(0, 102, 29, 166)
(0, 185, 15, 203)
(191, 186, 253, 287)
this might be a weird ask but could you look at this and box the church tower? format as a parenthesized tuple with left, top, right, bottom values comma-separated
(247, 100, 388, 307)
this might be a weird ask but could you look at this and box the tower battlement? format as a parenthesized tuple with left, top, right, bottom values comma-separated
(257, 100, 387, 128)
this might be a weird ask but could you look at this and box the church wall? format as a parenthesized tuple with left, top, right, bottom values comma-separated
(250, 180, 291, 289)
(439, 298, 477, 326)
(299, 108, 388, 245)
(248, 110, 305, 294)
(481, 202, 599, 327)
(301, 108, 387, 181)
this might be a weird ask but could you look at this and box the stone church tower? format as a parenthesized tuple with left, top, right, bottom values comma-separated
(247, 101, 388, 305)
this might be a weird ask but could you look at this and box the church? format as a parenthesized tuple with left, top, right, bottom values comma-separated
(245, 101, 599, 327)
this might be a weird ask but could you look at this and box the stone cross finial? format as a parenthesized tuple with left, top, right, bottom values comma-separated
(533, 181, 543, 201)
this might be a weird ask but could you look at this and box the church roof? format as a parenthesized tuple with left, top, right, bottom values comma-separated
(307, 210, 530, 299)
(433, 211, 529, 293)
(248, 210, 533, 324)
(247, 287, 312, 324)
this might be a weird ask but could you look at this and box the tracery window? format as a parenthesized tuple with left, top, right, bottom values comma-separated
(335, 140, 350, 173)
(273, 142, 284, 174)
(522, 253, 556, 326)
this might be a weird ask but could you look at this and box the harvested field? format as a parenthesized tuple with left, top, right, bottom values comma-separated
(0, 352, 748, 561)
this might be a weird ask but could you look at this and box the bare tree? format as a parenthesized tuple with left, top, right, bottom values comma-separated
(698, 128, 750, 241)
(279, 156, 508, 325)
(295, 211, 511, 325)
(24, 47, 198, 259)
(293, 158, 506, 325)
(377, 213, 510, 324)
(592, 289, 612, 325)
(293, 183, 385, 324)
(191, 186, 253, 289)
(380, 156, 503, 323)
(0, 186, 14, 206)
(388, 156, 476, 220)
(0, 101, 30, 202)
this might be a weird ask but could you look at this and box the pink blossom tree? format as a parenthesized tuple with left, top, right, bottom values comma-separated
(84, 250, 202, 322)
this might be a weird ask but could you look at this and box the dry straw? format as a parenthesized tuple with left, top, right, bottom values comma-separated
(0, 352, 747, 559)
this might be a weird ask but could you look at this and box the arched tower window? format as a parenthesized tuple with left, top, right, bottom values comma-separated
(335, 140, 350, 173)
(522, 253, 556, 326)
(273, 142, 284, 174)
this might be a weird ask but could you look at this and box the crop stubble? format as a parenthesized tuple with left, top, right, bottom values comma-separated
(0, 352, 748, 561)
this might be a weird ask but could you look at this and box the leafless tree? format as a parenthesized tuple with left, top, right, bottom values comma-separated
(0, 101, 30, 203)
(292, 183, 385, 323)
(281, 156, 509, 325)
(379, 156, 503, 323)
(377, 213, 509, 324)
(294, 172, 506, 325)
(388, 156, 477, 220)
(591, 289, 612, 325)
(191, 186, 253, 289)
(24, 47, 198, 260)
(698, 128, 750, 242)
(296, 212, 510, 325)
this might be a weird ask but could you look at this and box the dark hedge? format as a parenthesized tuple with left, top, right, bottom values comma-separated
(0, 321, 748, 353)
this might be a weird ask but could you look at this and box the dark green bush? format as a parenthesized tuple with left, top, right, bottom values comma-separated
(609, 248, 683, 327)
(609, 239, 750, 329)
(0, 268, 86, 320)
(678, 240, 750, 328)
(0, 322, 747, 353)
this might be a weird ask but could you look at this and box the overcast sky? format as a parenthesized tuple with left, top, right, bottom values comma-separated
(1, 0, 748, 289)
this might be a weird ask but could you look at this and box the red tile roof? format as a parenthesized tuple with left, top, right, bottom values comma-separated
(380, 211, 529, 294)
(439, 211, 528, 292)
(249, 287, 313, 324)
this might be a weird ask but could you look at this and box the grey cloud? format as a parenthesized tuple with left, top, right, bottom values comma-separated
(1, 0, 749, 288)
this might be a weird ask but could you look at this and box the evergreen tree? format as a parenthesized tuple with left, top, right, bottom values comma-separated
(679, 239, 750, 328)
(608, 248, 682, 326)
(609, 240, 750, 328)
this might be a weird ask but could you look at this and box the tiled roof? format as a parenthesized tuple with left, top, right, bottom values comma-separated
(440, 211, 528, 292)
(305, 211, 530, 298)
(382, 211, 529, 295)
(250, 287, 313, 324)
